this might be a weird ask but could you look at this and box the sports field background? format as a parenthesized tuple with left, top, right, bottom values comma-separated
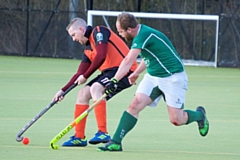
(0, 55, 239, 160)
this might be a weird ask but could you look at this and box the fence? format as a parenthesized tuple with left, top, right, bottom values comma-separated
(0, 0, 239, 67)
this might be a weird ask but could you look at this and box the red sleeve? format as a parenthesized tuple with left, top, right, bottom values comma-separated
(82, 43, 107, 79)
(61, 61, 90, 92)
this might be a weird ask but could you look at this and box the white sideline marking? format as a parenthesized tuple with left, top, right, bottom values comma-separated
(0, 70, 239, 78)
(0, 71, 73, 75)
(0, 144, 240, 156)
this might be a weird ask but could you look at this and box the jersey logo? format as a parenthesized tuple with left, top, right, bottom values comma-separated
(132, 43, 137, 47)
(101, 77, 110, 84)
(96, 33, 103, 42)
(143, 58, 150, 67)
(175, 98, 182, 104)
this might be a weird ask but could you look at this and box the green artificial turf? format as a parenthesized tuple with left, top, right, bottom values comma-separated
(0, 55, 239, 160)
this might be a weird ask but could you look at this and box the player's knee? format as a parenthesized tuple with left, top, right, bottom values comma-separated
(171, 121, 179, 126)
(90, 82, 104, 93)
(169, 117, 181, 126)
(129, 102, 139, 111)
(77, 88, 91, 103)
(128, 98, 141, 111)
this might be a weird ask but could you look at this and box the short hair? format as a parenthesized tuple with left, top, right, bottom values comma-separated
(117, 12, 138, 30)
(66, 17, 87, 31)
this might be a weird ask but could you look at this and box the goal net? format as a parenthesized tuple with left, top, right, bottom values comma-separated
(87, 10, 219, 67)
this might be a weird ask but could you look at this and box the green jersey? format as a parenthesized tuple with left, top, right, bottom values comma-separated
(131, 24, 184, 77)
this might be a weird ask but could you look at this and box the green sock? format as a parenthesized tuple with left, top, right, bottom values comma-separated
(112, 111, 137, 143)
(184, 110, 203, 125)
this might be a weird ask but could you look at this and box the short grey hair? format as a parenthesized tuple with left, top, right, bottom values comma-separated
(66, 17, 87, 31)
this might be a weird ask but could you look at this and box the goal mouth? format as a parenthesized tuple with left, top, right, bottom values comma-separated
(87, 10, 219, 68)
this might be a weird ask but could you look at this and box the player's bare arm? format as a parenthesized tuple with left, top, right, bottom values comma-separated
(134, 59, 146, 75)
(128, 60, 146, 85)
(114, 48, 141, 81)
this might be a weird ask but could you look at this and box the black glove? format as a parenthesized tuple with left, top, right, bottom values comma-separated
(105, 78, 118, 97)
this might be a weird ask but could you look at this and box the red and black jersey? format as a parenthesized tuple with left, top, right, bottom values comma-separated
(83, 25, 137, 78)
(61, 25, 138, 92)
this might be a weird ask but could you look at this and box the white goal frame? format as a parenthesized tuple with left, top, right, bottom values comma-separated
(87, 10, 219, 68)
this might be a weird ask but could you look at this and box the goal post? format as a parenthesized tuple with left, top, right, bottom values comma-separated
(87, 10, 219, 68)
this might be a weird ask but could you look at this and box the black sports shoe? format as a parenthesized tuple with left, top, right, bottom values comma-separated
(196, 106, 209, 136)
(97, 140, 123, 152)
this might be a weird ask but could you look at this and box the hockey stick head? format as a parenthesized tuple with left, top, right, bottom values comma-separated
(49, 125, 74, 150)
(50, 142, 59, 150)
(15, 83, 77, 143)
(48, 94, 107, 150)
(16, 136, 23, 142)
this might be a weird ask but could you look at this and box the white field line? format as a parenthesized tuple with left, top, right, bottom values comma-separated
(0, 117, 239, 123)
(0, 144, 240, 156)
(0, 71, 73, 75)
(0, 97, 51, 100)
(0, 70, 240, 78)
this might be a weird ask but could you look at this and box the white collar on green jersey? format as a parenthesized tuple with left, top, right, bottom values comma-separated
(137, 24, 141, 35)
